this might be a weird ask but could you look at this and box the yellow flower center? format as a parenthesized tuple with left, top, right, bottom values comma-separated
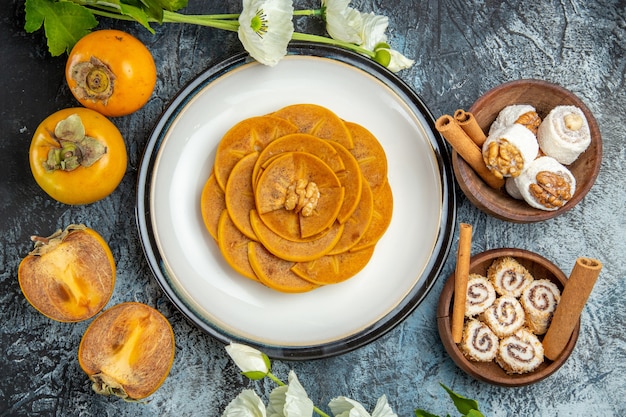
(250, 9, 269, 37)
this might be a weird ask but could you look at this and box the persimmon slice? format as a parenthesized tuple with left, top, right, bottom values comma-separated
(17, 224, 115, 322)
(330, 141, 363, 224)
(272, 103, 354, 149)
(217, 210, 258, 281)
(250, 210, 344, 262)
(328, 179, 374, 255)
(345, 121, 389, 196)
(352, 181, 394, 251)
(78, 302, 175, 400)
(291, 246, 376, 285)
(213, 115, 298, 190)
(251, 133, 345, 188)
(200, 171, 226, 241)
(255, 152, 344, 240)
(247, 242, 319, 293)
(225, 152, 259, 240)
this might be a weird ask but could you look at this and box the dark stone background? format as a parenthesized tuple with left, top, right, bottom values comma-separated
(1, 0, 624, 415)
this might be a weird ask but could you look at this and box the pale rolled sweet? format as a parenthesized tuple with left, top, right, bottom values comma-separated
(497, 328, 544, 374)
(520, 279, 561, 335)
(487, 256, 534, 298)
(505, 177, 523, 200)
(482, 124, 539, 178)
(481, 295, 526, 338)
(537, 105, 591, 165)
(465, 274, 497, 317)
(489, 104, 541, 135)
(460, 319, 499, 362)
(513, 156, 576, 211)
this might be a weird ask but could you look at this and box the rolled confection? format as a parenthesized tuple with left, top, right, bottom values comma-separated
(513, 156, 576, 211)
(489, 104, 542, 135)
(482, 295, 526, 338)
(496, 328, 544, 374)
(482, 124, 539, 179)
(487, 256, 534, 298)
(537, 105, 591, 165)
(505, 177, 523, 200)
(520, 279, 561, 335)
(460, 319, 499, 362)
(465, 274, 497, 317)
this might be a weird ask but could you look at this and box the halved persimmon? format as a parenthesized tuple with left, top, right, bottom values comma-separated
(330, 141, 362, 224)
(78, 302, 175, 400)
(18, 224, 115, 322)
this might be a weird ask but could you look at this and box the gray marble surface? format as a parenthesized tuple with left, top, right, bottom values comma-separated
(1, 0, 625, 416)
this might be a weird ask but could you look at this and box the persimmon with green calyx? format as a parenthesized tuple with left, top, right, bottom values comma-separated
(66, 29, 157, 117)
(29, 107, 127, 205)
(18, 224, 116, 322)
(78, 302, 176, 401)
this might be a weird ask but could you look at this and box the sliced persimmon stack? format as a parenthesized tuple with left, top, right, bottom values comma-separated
(200, 104, 393, 293)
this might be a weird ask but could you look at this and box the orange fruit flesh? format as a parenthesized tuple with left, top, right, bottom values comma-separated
(18, 225, 115, 322)
(200, 104, 393, 293)
(78, 302, 175, 400)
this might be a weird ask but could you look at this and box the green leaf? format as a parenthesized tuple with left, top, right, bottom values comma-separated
(414, 409, 440, 417)
(155, 0, 188, 12)
(439, 383, 481, 415)
(25, 0, 99, 56)
(466, 410, 485, 417)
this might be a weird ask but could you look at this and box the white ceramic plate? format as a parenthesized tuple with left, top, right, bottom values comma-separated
(137, 43, 456, 359)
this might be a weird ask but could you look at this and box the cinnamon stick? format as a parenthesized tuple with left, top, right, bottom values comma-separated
(435, 115, 504, 189)
(454, 109, 487, 147)
(542, 257, 603, 360)
(452, 223, 473, 343)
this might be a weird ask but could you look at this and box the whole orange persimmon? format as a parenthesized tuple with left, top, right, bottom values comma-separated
(65, 29, 156, 117)
(29, 107, 127, 205)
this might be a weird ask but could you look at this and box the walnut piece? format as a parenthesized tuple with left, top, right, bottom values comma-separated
(284, 179, 320, 217)
(515, 111, 542, 135)
(528, 171, 572, 209)
(564, 113, 583, 131)
(484, 140, 525, 179)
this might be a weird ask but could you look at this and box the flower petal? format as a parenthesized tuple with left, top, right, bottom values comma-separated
(358, 11, 388, 50)
(222, 389, 267, 417)
(371, 395, 398, 417)
(225, 343, 271, 377)
(238, 0, 295, 66)
(322, 0, 362, 44)
(328, 396, 371, 417)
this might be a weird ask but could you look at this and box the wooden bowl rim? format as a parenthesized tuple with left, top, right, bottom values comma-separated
(437, 247, 580, 387)
(452, 79, 602, 223)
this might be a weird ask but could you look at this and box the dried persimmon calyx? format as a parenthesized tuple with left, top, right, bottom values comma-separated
(44, 114, 106, 171)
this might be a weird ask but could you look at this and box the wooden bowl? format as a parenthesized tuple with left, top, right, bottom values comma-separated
(453, 79, 602, 222)
(437, 248, 579, 387)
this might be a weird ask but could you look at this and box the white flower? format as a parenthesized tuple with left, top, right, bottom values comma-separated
(267, 371, 314, 417)
(356, 11, 389, 51)
(222, 389, 267, 417)
(225, 343, 271, 380)
(322, 0, 362, 44)
(328, 394, 397, 417)
(385, 49, 415, 72)
(238, 0, 294, 66)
